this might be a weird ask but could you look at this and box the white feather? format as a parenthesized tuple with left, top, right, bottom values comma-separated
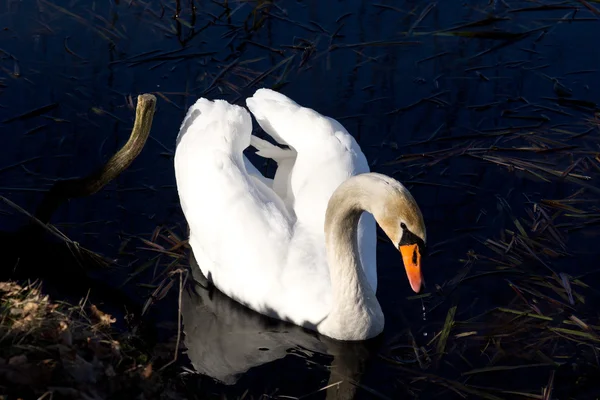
(174, 89, 384, 339)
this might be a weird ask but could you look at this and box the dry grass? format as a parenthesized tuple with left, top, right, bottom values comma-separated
(0, 280, 181, 399)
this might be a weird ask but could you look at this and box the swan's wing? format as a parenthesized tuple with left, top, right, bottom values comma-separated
(246, 89, 378, 291)
(174, 98, 294, 309)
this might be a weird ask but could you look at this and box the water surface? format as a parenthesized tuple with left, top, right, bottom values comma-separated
(1, 1, 599, 398)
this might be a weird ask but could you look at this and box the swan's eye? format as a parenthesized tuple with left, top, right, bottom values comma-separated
(399, 224, 423, 249)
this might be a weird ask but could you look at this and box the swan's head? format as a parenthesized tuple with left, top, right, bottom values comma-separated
(368, 174, 426, 293)
(326, 172, 426, 293)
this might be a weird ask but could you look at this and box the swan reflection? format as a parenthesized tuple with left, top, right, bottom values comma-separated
(180, 255, 381, 398)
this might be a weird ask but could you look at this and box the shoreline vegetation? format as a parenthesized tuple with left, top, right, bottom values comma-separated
(0, 94, 173, 399)
(0, 280, 179, 399)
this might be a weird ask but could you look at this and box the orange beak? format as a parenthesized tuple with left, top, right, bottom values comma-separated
(399, 243, 422, 293)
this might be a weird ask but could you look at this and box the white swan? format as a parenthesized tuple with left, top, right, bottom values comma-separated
(174, 89, 426, 341)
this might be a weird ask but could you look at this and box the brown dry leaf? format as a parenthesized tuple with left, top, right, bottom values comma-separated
(59, 321, 73, 347)
(89, 304, 116, 327)
(9, 306, 23, 316)
(0, 281, 24, 296)
(22, 301, 39, 314)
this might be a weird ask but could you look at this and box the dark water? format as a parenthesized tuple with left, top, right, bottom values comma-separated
(1, 1, 600, 399)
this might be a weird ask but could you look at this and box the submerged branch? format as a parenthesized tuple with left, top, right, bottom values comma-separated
(35, 94, 157, 224)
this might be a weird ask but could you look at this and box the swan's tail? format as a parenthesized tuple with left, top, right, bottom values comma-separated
(250, 135, 296, 164)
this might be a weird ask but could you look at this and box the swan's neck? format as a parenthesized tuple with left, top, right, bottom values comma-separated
(321, 174, 385, 341)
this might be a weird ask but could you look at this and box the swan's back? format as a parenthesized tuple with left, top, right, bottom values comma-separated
(174, 89, 377, 329)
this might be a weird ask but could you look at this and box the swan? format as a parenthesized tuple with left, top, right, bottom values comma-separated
(174, 88, 426, 341)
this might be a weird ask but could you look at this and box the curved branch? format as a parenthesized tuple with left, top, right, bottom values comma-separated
(36, 94, 157, 224)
